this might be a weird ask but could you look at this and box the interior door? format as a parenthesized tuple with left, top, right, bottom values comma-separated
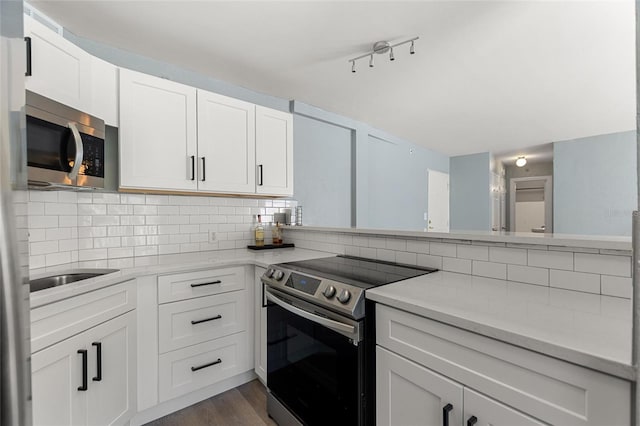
(376, 346, 463, 426)
(427, 169, 450, 232)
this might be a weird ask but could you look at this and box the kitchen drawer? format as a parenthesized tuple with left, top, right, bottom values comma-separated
(158, 332, 251, 402)
(158, 290, 246, 353)
(31, 280, 136, 353)
(158, 266, 245, 304)
(376, 304, 631, 426)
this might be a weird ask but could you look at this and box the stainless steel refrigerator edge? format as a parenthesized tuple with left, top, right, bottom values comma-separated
(0, 0, 32, 425)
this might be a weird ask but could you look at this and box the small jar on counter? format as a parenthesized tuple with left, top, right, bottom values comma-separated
(272, 222, 283, 245)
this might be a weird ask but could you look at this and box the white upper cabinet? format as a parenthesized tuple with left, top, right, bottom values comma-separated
(119, 68, 197, 191)
(255, 106, 293, 196)
(197, 90, 256, 193)
(90, 56, 119, 126)
(24, 15, 92, 112)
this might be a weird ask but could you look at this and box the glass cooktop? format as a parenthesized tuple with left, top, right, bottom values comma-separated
(277, 255, 438, 290)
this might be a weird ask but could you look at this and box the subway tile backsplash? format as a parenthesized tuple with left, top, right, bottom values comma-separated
(27, 190, 634, 300)
(284, 229, 634, 299)
(27, 190, 295, 271)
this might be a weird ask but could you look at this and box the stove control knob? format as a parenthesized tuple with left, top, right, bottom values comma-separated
(323, 285, 336, 299)
(273, 270, 285, 281)
(337, 289, 351, 304)
(265, 269, 274, 278)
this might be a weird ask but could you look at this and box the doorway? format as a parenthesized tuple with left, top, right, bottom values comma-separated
(509, 176, 553, 233)
(427, 170, 450, 232)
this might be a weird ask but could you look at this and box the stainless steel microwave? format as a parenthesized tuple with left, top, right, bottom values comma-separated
(26, 91, 106, 189)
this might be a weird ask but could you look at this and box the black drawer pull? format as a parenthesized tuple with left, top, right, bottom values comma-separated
(191, 314, 222, 325)
(467, 416, 478, 426)
(443, 403, 453, 426)
(190, 280, 222, 288)
(92, 342, 102, 382)
(25, 36, 32, 76)
(77, 349, 88, 391)
(191, 358, 222, 372)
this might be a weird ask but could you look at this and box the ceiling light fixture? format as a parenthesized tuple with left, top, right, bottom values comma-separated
(515, 156, 527, 167)
(349, 37, 418, 73)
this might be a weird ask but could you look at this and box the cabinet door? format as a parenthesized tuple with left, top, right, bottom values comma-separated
(255, 106, 293, 196)
(85, 311, 136, 426)
(32, 330, 88, 426)
(376, 346, 463, 426)
(463, 388, 544, 426)
(24, 16, 92, 112)
(119, 68, 197, 191)
(91, 56, 119, 126)
(254, 267, 267, 383)
(197, 90, 256, 193)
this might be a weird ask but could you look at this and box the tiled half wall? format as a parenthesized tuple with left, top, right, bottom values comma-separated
(284, 229, 633, 299)
(26, 190, 295, 270)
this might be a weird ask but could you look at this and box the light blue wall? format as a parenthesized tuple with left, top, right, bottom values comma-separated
(450, 152, 491, 231)
(366, 134, 449, 230)
(293, 115, 352, 227)
(553, 131, 637, 236)
(292, 102, 450, 230)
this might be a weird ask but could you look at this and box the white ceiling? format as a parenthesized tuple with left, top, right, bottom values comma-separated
(31, 0, 636, 157)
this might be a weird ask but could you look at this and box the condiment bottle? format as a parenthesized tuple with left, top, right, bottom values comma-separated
(254, 215, 264, 246)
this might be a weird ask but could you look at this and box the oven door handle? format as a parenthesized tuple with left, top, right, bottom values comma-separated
(266, 291, 356, 337)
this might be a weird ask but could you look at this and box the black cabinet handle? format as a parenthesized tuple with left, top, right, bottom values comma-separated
(190, 155, 195, 181)
(201, 157, 206, 181)
(24, 36, 32, 76)
(191, 314, 222, 325)
(467, 416, 478, 426)
(92, 342, 102, 382)
(257, 164, 263, 186)
(190, 280, 221, 288)
(77, 349, 88, 391)
(191, 358, 222, 372)
(442, 403, 453, 426)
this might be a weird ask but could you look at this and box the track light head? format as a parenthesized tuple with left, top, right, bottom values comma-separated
(410, 40, 415, 55)
(369, 55, 374, 67)
(351, 61, 356, 73)
(390, 48, 395, 61)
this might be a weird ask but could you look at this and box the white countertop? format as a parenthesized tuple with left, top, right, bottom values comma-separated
(286, 226, 632, 251)
(366, 271, 634, 380)
(29, 248, 332, 308)
(30, 248, 634, 380)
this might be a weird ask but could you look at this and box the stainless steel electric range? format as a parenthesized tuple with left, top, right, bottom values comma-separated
(261, 255, 438, 426)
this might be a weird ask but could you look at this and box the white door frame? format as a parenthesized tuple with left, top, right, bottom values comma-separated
(509, 176, 553, 233)
(427, 169, 450, 232)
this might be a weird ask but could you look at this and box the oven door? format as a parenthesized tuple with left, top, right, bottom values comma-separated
(266, 288, 364, 426)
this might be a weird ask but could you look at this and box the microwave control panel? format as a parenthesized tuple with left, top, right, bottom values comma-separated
(80, 133, 104, 178)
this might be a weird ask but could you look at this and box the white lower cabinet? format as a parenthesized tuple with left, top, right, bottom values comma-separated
(376, 346, 463, 426)
(376, 304, 631, 426)
(32, 311, 136, 426)
(254, 266, 267, 383)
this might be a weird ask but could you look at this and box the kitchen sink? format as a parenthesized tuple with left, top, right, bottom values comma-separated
(29, 269, 119, 293)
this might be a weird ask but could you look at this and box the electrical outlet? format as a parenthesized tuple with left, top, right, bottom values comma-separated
(424, 212, 428, 221)
(208, 230, 216, 243)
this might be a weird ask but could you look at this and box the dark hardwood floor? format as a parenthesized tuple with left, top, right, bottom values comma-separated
(146, 379, 277, 426)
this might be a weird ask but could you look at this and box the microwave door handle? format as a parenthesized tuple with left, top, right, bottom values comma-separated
(67, 122, 83, 180)
(265, 291, 356, 337)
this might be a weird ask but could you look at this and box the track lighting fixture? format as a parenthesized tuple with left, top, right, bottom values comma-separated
(348, 37, 418, 73)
